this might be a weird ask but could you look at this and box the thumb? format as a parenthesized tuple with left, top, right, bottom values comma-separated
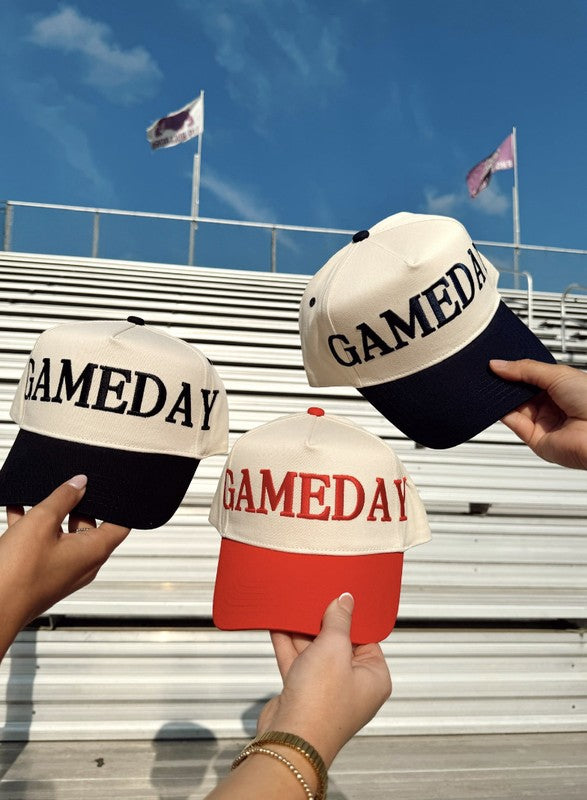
(319, 592, 355, 639)
(28, 475, 88, 532)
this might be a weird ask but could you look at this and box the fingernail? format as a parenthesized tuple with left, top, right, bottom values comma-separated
(338, 592, 355, 613)
(490, 359, 510, 368)
(67, 475, 88, 489)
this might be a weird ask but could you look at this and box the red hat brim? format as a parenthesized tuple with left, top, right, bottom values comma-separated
(213, 537, 404, 644)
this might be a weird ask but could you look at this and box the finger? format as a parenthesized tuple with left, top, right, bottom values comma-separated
(96, 521, 131, 548)
(489, 359, 561, 391)
(28, 475, 88, 533)
(318, 592, 355, 641)
(6, 505, 25, 527)
(68, 513, 97, 533)
(352, 641, 386, 663)
(270, 631, 299, 679)
(290, 632, 313, 655)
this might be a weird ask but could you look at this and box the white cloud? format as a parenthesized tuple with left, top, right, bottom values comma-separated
(408, 85, 435, 140)
(472, 182, 510, 216)
(183, 0, 344, 129)
(424, 181, 509, 217)
(29, 5, 162, 105)
(201, 168, 277, 222)
(424, 187, 461, 215)
(7, 74, 115, 201)
(201, 167, 299, 253)
(35, 105, 114, 199)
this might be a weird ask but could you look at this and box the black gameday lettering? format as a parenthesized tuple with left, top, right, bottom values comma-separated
(328, 250, 487, 367)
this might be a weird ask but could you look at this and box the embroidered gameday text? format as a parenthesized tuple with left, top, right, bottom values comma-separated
(327, 247, 488, 366)
(223, 468, 408, 522)
(22, 358, 219, 429)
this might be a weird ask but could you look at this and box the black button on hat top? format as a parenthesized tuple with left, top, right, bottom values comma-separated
(352, 229, 370, 243)
(127, 316, 145, 325)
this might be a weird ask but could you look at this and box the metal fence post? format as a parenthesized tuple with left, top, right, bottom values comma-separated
(270, 227, 277, 272)
(560, 283, 587, 354)
(497, 269, 534, 329)
(3, 203, 13, 251)
(92, 211, 100, 258)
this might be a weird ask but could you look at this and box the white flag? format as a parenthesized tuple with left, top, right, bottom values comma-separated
(146, 95, 204, 151)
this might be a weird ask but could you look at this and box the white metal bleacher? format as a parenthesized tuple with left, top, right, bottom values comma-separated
(1, 250, 586, 741)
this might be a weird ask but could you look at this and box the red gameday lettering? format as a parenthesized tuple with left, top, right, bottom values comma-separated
(235, 468, 256, 513)
(394, 477, 408, 521)
(366, 477, 392, 521)
(223, 469, 401, 522)
(332, 474, 365, 521)
(257, 469, 296, 517)
(223, 468, 235, 510)
(297, 473, 331, 520)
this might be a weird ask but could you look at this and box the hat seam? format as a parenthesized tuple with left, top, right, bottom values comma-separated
(118, 320, 213, 369)
(225, 410, 400, 451)
(111, 320, 138, 339)
(323, 243, 371, 386)
(370, 213, 470, 240)
(14, 422, 201, 460)
(369, 237, 414, 266)
(219, 531, 431, 554)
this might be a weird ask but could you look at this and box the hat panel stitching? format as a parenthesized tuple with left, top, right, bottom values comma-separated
(323, 241, 378, 386)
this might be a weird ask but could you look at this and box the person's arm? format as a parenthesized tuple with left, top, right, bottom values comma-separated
(0, 475, 130, 660)
(490, 359, 587, 470)
(205, 593, 392, 799)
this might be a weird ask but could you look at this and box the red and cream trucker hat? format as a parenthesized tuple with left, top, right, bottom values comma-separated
(0, 317, 229, 529)
(210, 407, 430, 644)
(299, 212, 555, 449)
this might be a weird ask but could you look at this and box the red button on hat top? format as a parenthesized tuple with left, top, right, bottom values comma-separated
(307, 407, 325, 416)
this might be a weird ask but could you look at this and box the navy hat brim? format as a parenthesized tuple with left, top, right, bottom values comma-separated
(359, 300, 556, 449)
(0, 429, 199, 529)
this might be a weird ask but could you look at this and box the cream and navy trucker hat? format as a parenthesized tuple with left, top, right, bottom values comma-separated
(0, 317, 229, 529)
(210, 407, 430, 644)
(299, 212, 555, 449)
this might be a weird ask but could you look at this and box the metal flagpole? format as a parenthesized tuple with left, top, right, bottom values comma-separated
(512, 126, 521, 290)
(188, 90, 204, 267)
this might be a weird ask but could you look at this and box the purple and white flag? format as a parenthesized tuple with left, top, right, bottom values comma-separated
(466, 134, 514, 198)
(147, 95, 204, 151)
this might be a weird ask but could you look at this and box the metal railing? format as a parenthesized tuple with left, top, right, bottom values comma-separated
(2, 200, 355, 273)
(496, 269, 534, 328)
(3, 199, 587, 279)
(561, 283, 587, 353)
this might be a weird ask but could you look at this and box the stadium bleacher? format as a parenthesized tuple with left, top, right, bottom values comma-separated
(1, 250, 586, 744)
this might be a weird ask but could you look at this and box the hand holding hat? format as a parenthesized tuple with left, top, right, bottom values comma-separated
(0, 475, 130, 660)
(0, 317, 229, 529)
(491, 358, 587, 469)
(257, 593, 392, 769)
(300, 212, 555, 448)
(210, 407, 430, 644)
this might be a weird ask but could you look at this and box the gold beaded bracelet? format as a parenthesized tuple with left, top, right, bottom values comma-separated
(232, 744, 314, 799)
(232, 731, 328, 800)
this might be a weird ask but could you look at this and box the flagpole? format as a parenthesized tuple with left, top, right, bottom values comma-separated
(512, 126, 521, 290)
(188, 90, 204, 267)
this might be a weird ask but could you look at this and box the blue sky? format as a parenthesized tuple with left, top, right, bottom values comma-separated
(1, 0, 586, 290)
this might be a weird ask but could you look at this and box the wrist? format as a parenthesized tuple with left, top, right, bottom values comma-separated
(263, 717, 341, 768)
(0, 613, 25, 661)
(234, 731, 329, 800)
